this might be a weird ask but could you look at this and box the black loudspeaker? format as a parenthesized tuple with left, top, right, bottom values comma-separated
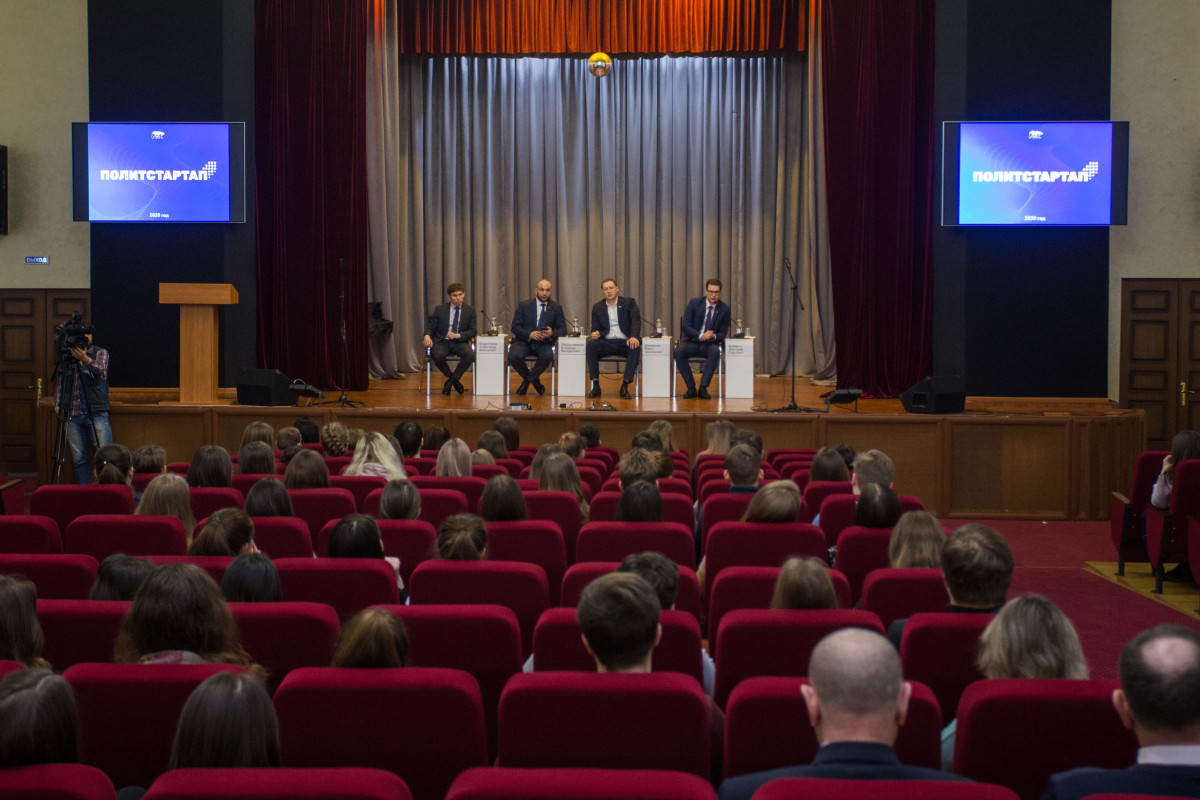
(236, 368, 295, 406)
(901, 375, 966, 414)
(0, 145, 8, 236)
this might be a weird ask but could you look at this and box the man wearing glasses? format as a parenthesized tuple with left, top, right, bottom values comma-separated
(673, 278, 730, 399)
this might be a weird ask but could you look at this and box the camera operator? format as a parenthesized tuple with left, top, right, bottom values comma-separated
(56, 323, 112, 484)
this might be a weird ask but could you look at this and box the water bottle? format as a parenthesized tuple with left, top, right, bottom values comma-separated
(489, 315, 498, 335)
(655, 317, 663, 336)
(735, 317, 744, 338)
(572, 316, 580, 336)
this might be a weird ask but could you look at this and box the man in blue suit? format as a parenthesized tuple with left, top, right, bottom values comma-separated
(673, 278, 731, 399)
(1042, 624, 1200, 800)
(717, 628, 969, 800)
(423, 282, 476, 395)
(586, 278, 641, 399)
(508, 278, 567, 396)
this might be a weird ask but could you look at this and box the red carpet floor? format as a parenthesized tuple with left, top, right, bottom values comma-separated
(960, 519, 1200, 680)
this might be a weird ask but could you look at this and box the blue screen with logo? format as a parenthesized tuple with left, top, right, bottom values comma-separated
(955, 122, 1115, 225)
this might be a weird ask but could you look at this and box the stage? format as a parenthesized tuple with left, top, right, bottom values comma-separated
(37, 375, 1143, 522)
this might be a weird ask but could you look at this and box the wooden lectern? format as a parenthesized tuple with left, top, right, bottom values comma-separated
(159, 283, 238, 404)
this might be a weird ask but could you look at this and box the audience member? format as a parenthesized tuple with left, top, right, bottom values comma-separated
(0, 668, 78, 767)
(188, 508, 258, 557)
(187, 445, 233, 488)
(528, 443, 560, 480)
(221, 553, 283, 603)
(275, 426, 302, 451)
(328, 514, 404, 595)
(342, 430, 406, 481)
(652, 450, 674, 479)
(1043, 624, 1200, 800)
(494, 416, 520, 452)
(855, 482, 903, 528)
(729, 428, 763, 460)
(240, 421, 275, 449)
(649, 419, 679, 452)
(293, 416, 320, 445)
(0, 575, 49, 668)
(852, 449, 895, 494)
(131, 444, 167, 475)
(136, 473, 197, 535)
(539, 451, 590, 525)
(724, 444, 763, 492)
(93, 442, 133, 487)
(243, 477, 293, 517)
(476, 430, 509, 461)
(888, 511, 946, 569)
(699, 419, 736, 459)
(471, 448, 496, 466)
(578, 422, 601, 449)
(742, 480, 802, 523)
(423, 424, 450, 452)
(437, 513, 487, 560)
(90, 554, 156, 601)
(237, 441, 277, 475)
(282, 448, 329, 489)
(480, 474, 528, 522)
(331, 608, 409, 668)
(809, 446, 850, 482)
(319, 421, 350, 457)
(616, 480, 663, 523)
(114, 563, 258, 670)
(394, 421, 423, 458)
(1151, 429, 1200, 582)
(378, 479, 421, 521)
(771, 557, 838, 610)
(435, 438, 472, 477)
(632, 430, 664, 452)
(887, 523, 1013, 648)
(346, 427, 366, 452)
(618, 448, 658, 489)
(834, 444, 857, 471)
(169, 671, 280, 769)
(717, 628, 968, 800)
(558, 432, 586, 460)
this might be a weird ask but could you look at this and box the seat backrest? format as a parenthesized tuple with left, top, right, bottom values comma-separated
(575, 465, 606, 496)
(750, 778, 1018, 800)
(713, 609, 885, 708)
(704, 522, 826, 599)
(232, 472, 275, 496)
(723, 675, 943, 779)
(373, 519, 438, 586)
(860, 568, 949, 629)
(953, 678, 1138, 800)
(65, 662, 246, 790)
(1130, 449, 1172, 508)
(497, 671, 710, 779)
(0, 515, 63, 554)
(799, 481, 853, 522)
(471, 465, 509, 482)
(64, 514, 187, 561)
(558, 562, 702, 618)
(324, 455, 353, 474)
(329, 475, 388, 511)
(273, 557, 399, 621)
(484, 520, 567, 605)
(576, 521, 696, 569)
(494, 458, 524, 478)
(780, 464, 811, 492)
(411, 488, 470, 530)
(587, 491, 621, 522)
(386, 603, 523, 758)
(766, 448, 817, 467)
(0, 763, 118, 800)
(522, 491, 583, 563)
(700, 494, 758, 545)
(657, 476, 693, 499)
(274, 666, 488, 800)
(403, 457, 438, 476)
(229, 601, 341, 692)
(189, 487, 244, 521)
(37, 599, 128, 668)
(832, 526, 894, 604)
(531, 607, 703, 685)
(817, 494, 858, 548)
(143, 767, 413, 800)
(143, 555, 233, 585)
(288, 488, 358, 547)
(899, 611, 993, 718)
(410, 476, 487, 514)
(250, 516, 314, 558)
(0, 552, 99, 599)
(446, 767, 716, 800)
(409, 560, 549, 659)
(30, 485, 135, 533)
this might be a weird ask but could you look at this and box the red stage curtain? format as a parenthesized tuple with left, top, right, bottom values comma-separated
(388, 0, 806, 54)
(821, 0, 935, 397)
(254, 1, 370, 390)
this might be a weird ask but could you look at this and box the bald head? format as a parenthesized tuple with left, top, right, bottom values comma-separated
(1119, 625, 1200, 739)
(809, 628, 904, 715)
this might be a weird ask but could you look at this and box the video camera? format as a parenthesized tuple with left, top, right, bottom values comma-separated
(54, 310, 96, 355)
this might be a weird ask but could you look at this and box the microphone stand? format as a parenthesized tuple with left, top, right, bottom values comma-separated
(321, 257, 363, 408)
(774, 256, 821, 413)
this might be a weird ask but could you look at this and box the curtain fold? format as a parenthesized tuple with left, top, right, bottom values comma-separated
(366, 37, 831, 381)
(255, 0, 371, 390)
(820, 0, 935, 397)
(391, 0, 806, 55)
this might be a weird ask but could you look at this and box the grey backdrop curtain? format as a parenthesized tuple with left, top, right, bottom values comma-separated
(367, 12, 835, 384)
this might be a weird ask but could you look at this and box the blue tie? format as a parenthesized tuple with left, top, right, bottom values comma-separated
(451, 306, 460, 334)
(536, 303, 547, 330)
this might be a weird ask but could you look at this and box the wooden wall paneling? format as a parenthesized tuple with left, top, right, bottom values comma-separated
(820, 415, 943, 515)
(1121, 280, 1178, 448)
(948, 420, 1069, 519)
(0, 291, 45, 473)
(1183, 281, 1200, 431)
(213, 407, 330, 455)
(109, 406, 211, 464)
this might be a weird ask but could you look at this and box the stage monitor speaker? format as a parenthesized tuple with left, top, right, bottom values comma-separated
(0, 145, 8, 236)
(236, 368, 294, 406)
(901, 375, 966, 414)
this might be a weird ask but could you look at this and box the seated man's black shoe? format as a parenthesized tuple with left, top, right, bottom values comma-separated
(619, 382, 633, 399)
(515, 380, 530, 396)
(442, 380, 453, 396)
(532, 379, 546, 396)
(683, 388, 697, 399)
(698, 386, 712, 400)
(453, 379, 465, 395)
(588, 383, 602, 398)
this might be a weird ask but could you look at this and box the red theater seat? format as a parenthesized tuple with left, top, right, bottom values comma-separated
(229, 601, 341, 692)
(0, 553, 99, 599)
(751, 778, 1018, 800)
(64, 514, 187, 561)
(144, 767, 412, 800)
(485, 520, 567, 605)
(0, 514, 63, 553)
(576, 521, 696, 569)
(899, 611, 993, 719)
(860, 567, 949, 629)
(0, 763, 117, 800)
(30, 484, 135, 534)
(37, 599, 128, 669)
(273, 557, 399, 620)
(446, 767, 716, 800)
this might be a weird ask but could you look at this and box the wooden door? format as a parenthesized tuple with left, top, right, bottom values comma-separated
(1120, 279, 1200, 449)
(0, 290, 90, 474)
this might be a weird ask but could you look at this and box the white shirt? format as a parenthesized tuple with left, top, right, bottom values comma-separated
(1138, 745, 1200, 765)
(606, 303, 625, 340)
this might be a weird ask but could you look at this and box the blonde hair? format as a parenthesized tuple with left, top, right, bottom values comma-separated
(648, 420, 678, 452)
(435, 438, 472, 478)
(136, 473, 196, 536)
(343, 431, 406, 481)
(888, 510, 945, 568)
(977, 594, 1088, 680)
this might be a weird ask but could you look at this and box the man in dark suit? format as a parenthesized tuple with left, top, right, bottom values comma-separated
(423, 282, 476, 395)
(508, 278, 567, 396)
(717, 628, 969, 800)
(673, 278, 731, 399)
(1042, 625, 1200, 800)
(586, 277, 641, 399)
